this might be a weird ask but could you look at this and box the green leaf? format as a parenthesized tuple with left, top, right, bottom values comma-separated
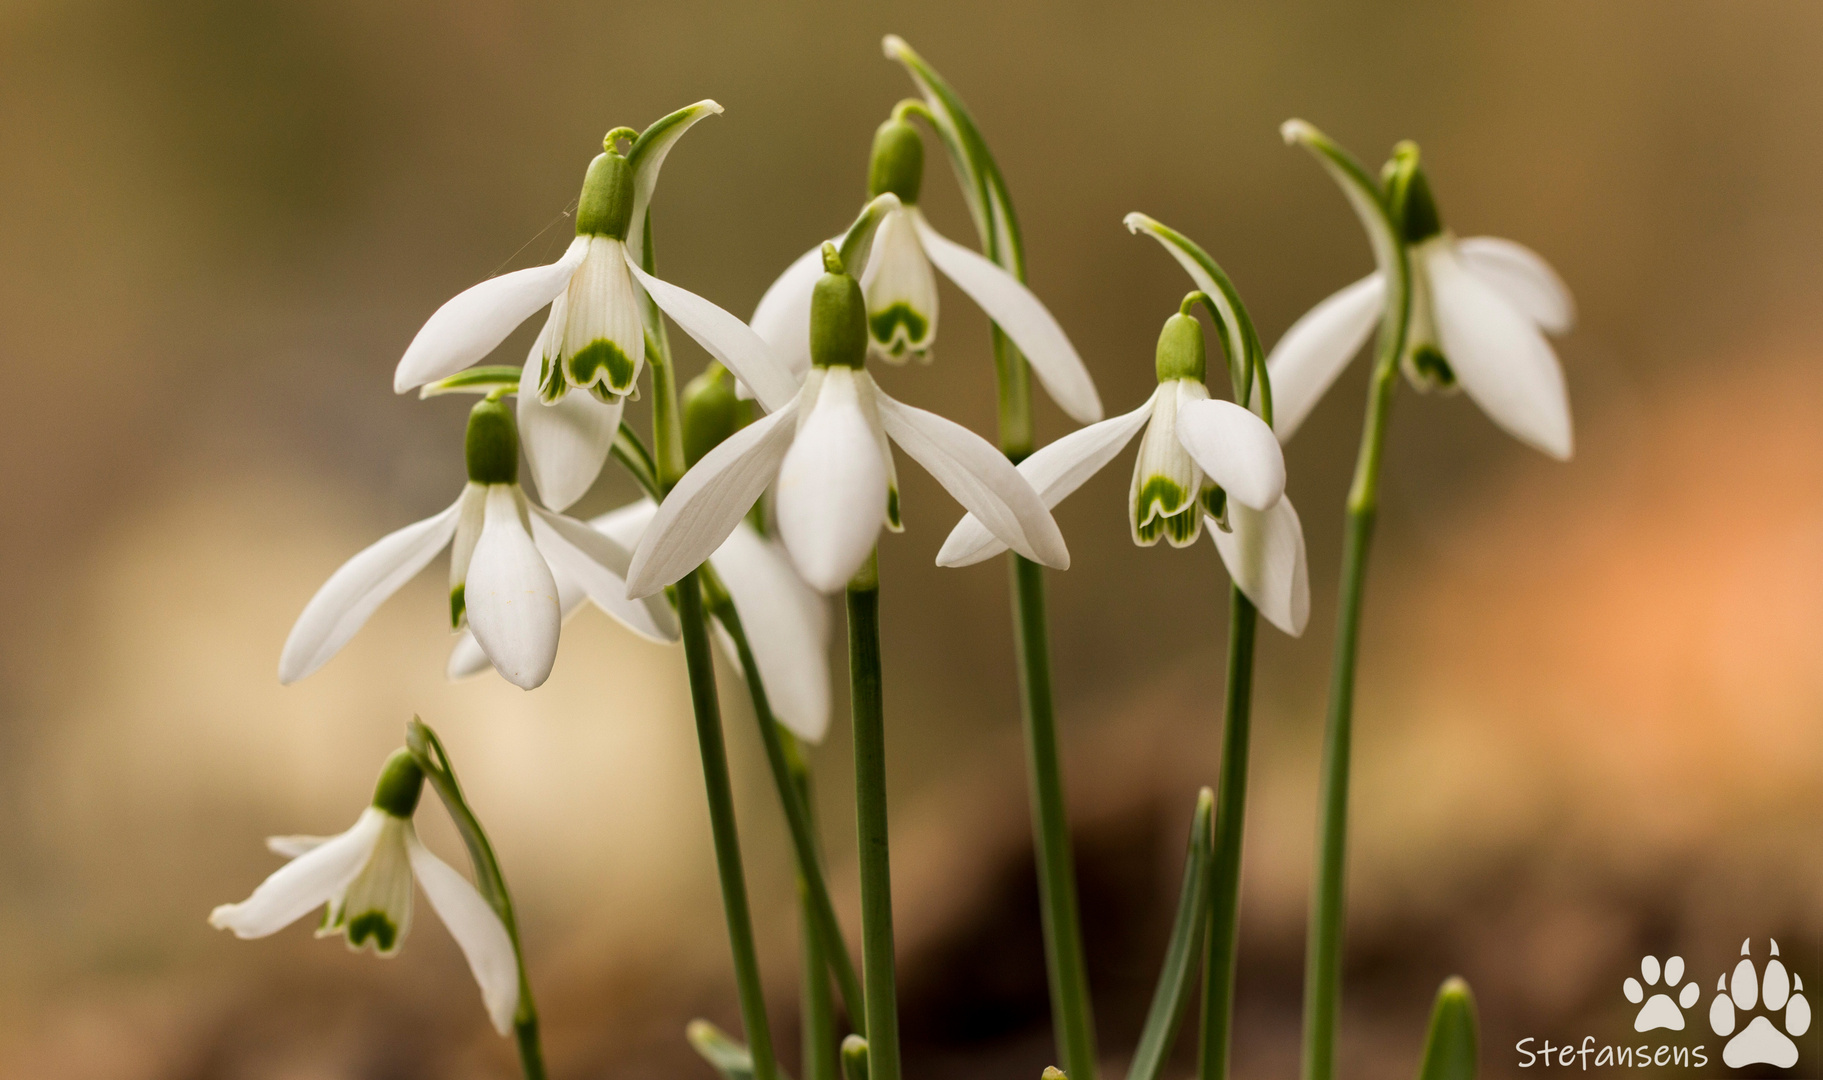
(417, 365, 524, 398)
(840, 1034, 870, 1080)
(836, 193, 904, 282)
(1416, 978, 1478, 1080)
(687, 1019, 779, 1080)
(406, 718, 512, 919)
(626, 100, 724, 259)
(1123, 788, 1216, 1080)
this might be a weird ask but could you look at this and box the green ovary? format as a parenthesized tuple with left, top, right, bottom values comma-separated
(870, 304, 930, 354)
(1132, 477, 1203, 547)
(565, 338, 637, 394)
(345, 910, 399, 953)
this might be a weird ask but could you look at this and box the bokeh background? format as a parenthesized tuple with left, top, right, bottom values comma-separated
(1, 1, 1819, 1077)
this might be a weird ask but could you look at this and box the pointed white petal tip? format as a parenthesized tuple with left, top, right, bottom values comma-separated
(1281, 119, 1316, 145)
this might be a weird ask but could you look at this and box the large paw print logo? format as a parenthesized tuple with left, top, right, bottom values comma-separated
(1625, 954, 1701, 1030)
(1710, 938, 1811, 1068)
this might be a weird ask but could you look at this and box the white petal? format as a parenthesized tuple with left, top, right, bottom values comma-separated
(464, 487, 562, 689)
(209, 810, 384, 939)
(626, 399, 801, 598)
(911, 211, 1103, 424)
(279, 498, 463, 684)
(625, 257, 800, 413)
(1426, 245, 1574, 460)
(394, 239, 587, 393)
(266, 834, 333, 858)
(710, 524, 831, 742)
(407, 836, 520, 1036)
(751, 245, 825, 380)
(1210, 494, 1310, 637)
(448, 484, 488, 620)
(775, 370, 888, 592)
(449, 571, 585, 681)
(528, 504, 678, 643)
(624, 100, 724, 261)
(516, 358, 623, 511)
(938, 395, 1154, 568)
(1174, 398, 1286, 511)
(551, 237, 645, 397)
(873, 385, 1070, 570)
(863, 208, 939, 362)
(1455, 236, 1575, 334)
(1264, 273, 1384, 441)
(589, 499, 660, 548)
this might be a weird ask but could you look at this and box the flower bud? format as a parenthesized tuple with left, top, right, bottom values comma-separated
(465, 397, 519, 485)
(811, 248, 869, 370)
(1382, 141, 1443, 245)
(682, 362, 748, 467)
(867, 117, 924, 204)
(370, 747, 425, 818)
(576, 150, 636, 240)
(1154, 312, 1207, 383)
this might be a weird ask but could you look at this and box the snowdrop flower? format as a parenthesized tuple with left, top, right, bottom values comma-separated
(279, 397, 676, 690)
(627, 242, 1067, 596)
(942, 300, 1310, 635)
(390, 102, 776, 511)
(749, 112, 1102, 425)
(209, 749, 519, 1035)
(1270, 125, 1575, 459)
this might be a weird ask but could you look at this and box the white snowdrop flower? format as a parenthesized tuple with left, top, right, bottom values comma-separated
(749, 116, 1102, 425)
(209, 749, 519, 1035)
(628, 245, 1067, 598)
(278, 398, 677, 690)
(1269, 125, 1575, 459)
(391, 101, 779, 512)
(449, 497, 833, 743)
(941, 305, 1309, 636)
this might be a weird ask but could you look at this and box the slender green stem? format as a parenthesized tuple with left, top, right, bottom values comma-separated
(1196, 589, 1257, 1080)
(793, 757, 840, 1080)
(711, 590, 867, 1031)
(1012, 554, 1099, 1077)
(1300, 290, 1406, 1080)
(846, 565, 901, 1080)
(677, 572, 779, 1080)
(1123, 790, 1215, 1080)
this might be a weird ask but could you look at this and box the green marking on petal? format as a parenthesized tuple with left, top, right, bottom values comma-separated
(869, 303, 930, 356)
(450, 583, 466, 628)
(885, 485, 903, 532)
(345, 910, 399, 953)
(1201, 485, 1232, 533)
(565, 338, 637, 395)
(1132, 476, 1201, 548)
(1407, 344, 1456, 390)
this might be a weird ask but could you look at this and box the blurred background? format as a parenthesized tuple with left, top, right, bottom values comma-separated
(1, 1, 1819, 1077)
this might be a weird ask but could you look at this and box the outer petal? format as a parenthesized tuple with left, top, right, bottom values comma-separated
(710, 524, 831, 742)
(1426, 244, 1574, 460)
(776, 371, 889, 592)
(911, 212, 1103, 424)
(938, 394, 1153, 568)
(590, 499, 660, 549)
(407, 836, 520, 1036)
(1263, 273, 1384, 441)
(1455, 236, 1575, 334)
(464, 487, 562, 689)
(1210, 495, 1310, 637)
(528, 504, 678, 643)
(625, 100, 724, 261)
(1174, 398, 1286, 511)
(751, 245, 825, 381)
(394, 239, 587, 393)
(279, 498, 463, 683)
(209, 810, 384, 939)
(626, 399, 801, 598)
(625, 258, 800, 413)
(517, 355, 623, 511)
(873, 387, 1070, 570)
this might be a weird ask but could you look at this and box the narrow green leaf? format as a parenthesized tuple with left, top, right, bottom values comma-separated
(1124, 788, 1217, 1080)
(688, 1019, 797, 1080)
(626, 100, 723, 260)
(406, 718, 511, 917)
(836, 193, 904, 282)
(1416, 978, 1478, 1080)
(840, 1034, 870, 1080)
(417, 365, 524, 398)
(1278, 120, 1399, 282)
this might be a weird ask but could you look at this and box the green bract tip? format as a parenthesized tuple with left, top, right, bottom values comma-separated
(1383, 141, 1443, 245)
(840, 1035, 870, 1080)
(370, 747, 425, 818)
(465, 397, 519, 485)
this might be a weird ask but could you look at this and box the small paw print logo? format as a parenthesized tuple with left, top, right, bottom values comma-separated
(1625, 954, 1702, 1030)
(1709, 938, 1812, 1069)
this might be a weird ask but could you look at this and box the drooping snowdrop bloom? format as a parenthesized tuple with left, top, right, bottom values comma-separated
(942, 301, 1310, 636)
(627, 242, 1067, 597)
(749, 114, 1103, 425)
(210, 749, 519, 1035)
(278, 397, 677, 690)
(390, 101, 776, 511)
(1269, 124, 1575, 459)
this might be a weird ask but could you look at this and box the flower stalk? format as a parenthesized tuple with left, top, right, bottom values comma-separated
(846, 552, 902, 1080)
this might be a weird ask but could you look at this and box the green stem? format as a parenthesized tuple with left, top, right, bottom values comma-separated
(1300, 287, 1405, 1080)
(846, 565, 901, 1080)
(711, 591, 867, 1032)
(793, 758, 840, 1080)
(1197, 588, 1257, 1080)
(677, 571, 778, 1080)
(1012, 554, 1099, 1078)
